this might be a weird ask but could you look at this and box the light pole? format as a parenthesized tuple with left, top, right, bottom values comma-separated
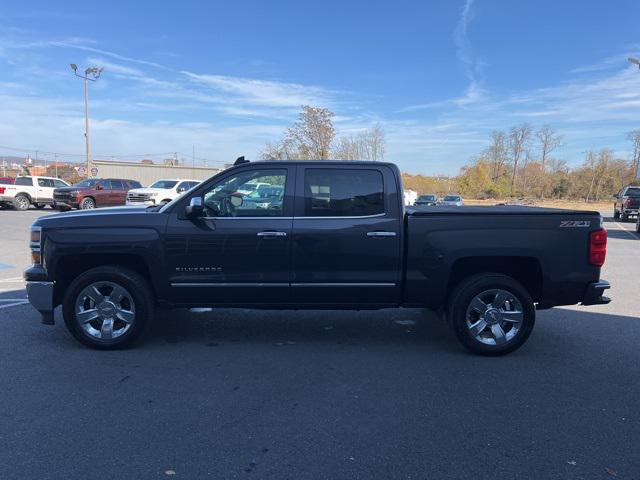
(629, 57, 640, 69)
(70, 64, 103, 176)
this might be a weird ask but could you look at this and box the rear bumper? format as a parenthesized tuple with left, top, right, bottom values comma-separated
(581, 280, 611, 306)
(621, 208, 638, 215)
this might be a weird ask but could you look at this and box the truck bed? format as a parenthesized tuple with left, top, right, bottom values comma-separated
(407, 205, 600, 216)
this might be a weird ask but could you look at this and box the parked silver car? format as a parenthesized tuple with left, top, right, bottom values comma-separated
(440, 194, 464, 207)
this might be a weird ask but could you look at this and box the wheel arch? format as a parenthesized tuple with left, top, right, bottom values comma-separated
(447, 256, 543, 303)
(52, 253, 157, 307)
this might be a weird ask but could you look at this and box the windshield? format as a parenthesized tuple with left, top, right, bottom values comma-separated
(443, 195, 461, 201)
(150, 180, 178, 189)
(73, 179, 99, 188)
(418, 195, 436, 201)
(626, 187, 640, 196)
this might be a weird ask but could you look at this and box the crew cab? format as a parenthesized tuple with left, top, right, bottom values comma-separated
(613, 185, 640, 221)
(0, 176, 69, 210)
(415, 194, 438, 206)
(126, 179, 200, 206)
(53, 178, 142, 210)
(25, 160, 611, 355)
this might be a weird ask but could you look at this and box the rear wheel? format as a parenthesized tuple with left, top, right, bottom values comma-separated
(80, 197, 95, 210)
(621, 212, 628, 222)
(613, 208, 620, 219)
(13, 194, 30, 211)
(447, 273, 535, 356)
(636, 216, 640, 233)
(62, 266, 153, 349)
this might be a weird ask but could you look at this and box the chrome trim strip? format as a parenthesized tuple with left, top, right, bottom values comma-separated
(171, 282, 396, 288)
(291, 283, 396, 287)
(171, 282, 289, 287)
(199, 213, 386, 220)
(366, 231, 397, 237)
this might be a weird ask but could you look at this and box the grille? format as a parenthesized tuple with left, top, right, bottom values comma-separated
(54, 192, 72, 201)
(127, 193, 152, 202)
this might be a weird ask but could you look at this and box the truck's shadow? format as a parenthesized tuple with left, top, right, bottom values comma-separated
(147, 307, 456, 351)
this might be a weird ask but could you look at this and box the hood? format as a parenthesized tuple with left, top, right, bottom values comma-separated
(33, 205, 161, 229)
(54, 186, 84, 193)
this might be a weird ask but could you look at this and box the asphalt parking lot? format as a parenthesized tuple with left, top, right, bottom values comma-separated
(0, 208, 638, 479)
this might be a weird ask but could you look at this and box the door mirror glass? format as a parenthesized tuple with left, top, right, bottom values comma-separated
(185, 196, 204, 217)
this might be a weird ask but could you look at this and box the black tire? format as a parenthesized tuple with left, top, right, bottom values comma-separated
(160, 199, 172, 205)
(80, 197, 95, 210)
(13, 194, 30, 211)
(447, 273, 536, 356)
(636, 217, 640, 233)
(620, 212, 628, 222)
(613, 208, 620, 219)
(34, 203, 46, 209)
(62, 266, 154, 349)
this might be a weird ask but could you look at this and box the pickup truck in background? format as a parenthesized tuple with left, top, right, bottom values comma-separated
(53, 178, 142, 210)
(24, 160, 610, 355)
(0, 176, 69, 210)
(126, 179, 200, 206)
(613, 185, 640, 221)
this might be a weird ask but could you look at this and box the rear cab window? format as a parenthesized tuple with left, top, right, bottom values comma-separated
(302, 168, 384, 217)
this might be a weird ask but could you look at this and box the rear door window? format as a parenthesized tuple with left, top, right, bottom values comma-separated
(303, 169, 384, 217)
(15, 177, 32, 186)
(110, 180, 125, 190)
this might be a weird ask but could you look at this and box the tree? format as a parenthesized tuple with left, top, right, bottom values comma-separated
(627, 129, 640, 180)
(286, 106, 335, 160)
(333, 125, 386, 161)
(487, 130, 508, 182)
(508, 124, 533, 195)
(536, 125, 563, 170)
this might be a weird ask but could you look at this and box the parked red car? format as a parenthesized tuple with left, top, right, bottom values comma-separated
(53, 178, 142, 210)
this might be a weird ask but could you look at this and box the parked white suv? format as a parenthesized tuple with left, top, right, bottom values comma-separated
(126, 179, 200, 206)
(0, 176, 70, 210)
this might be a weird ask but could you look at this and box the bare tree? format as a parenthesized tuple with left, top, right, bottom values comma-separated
(286, 106, 335, 160)
(627, 129, 640, 180)
(508, 124, 533, 195)
(487, 130, 508, 182)
(332, 125, 387, 161)
(536, 125, 563, 170)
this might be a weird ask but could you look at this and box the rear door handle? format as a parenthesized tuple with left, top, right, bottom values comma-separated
(257, 231, 287, 237)
(367, 231, 397, 237)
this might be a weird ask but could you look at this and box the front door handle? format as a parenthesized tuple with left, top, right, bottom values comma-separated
(257, 231, 287, 237)
(367, 231, 397, 237)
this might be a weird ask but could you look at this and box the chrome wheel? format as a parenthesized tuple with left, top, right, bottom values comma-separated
(15, 196, 30, 210)
(74, 281, 135, 340)
(465, 289, 524, 346)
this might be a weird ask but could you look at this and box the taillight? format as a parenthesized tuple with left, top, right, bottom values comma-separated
(0, 187, 5, 194)
(625, 198, 632, 207)
(589, 229, 607, 266)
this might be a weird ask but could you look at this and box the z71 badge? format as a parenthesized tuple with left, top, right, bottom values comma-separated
(559, 220, 591, 228)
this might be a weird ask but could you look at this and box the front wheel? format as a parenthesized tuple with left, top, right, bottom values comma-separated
(62, 266, 154, 349)
(620, 212, 628, 222)
(447, 273, 535, 356)
(79, 197, 95, 210)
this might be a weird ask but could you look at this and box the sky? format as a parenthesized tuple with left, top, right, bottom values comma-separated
(0, 0, 639, 174)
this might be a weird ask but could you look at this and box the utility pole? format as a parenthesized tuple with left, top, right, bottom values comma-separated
(70, 64, 103, 176)
(192, 145, 195, 168)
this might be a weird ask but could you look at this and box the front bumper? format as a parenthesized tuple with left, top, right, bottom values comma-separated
(26, 281, 55, 324)
(126, 200, 155, 206)
(581, 280, 611, 306)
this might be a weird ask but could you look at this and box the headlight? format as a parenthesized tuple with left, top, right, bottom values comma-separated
(30, 226, 42, 265)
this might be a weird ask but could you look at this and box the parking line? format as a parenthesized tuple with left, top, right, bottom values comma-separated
(0, 301, 29, 310)
(0, 277, 24, 283)
(614, 222, 639, 239)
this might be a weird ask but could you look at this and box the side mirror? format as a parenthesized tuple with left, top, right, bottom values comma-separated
(185, 197, 204, 218)
(230, 193, 243, 208)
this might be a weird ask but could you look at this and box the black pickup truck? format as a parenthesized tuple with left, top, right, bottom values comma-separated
(24, 160, 611, 355)
(613, 185, 640, 221)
